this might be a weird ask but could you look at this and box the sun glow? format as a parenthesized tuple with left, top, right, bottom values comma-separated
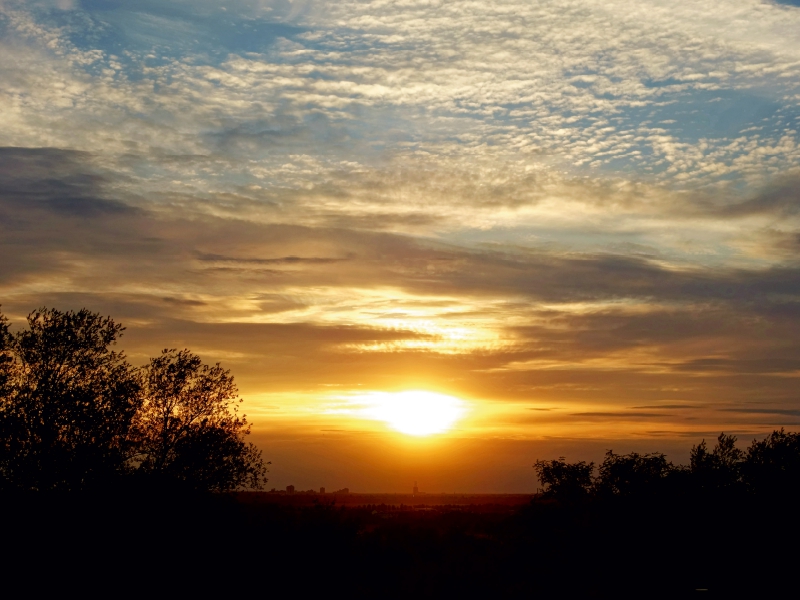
(356, 391, 468, 436)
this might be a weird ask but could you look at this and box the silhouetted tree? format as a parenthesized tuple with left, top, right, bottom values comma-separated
(533, 457, 594, 502)
(742, 428, 800, 496)
(0, 308, 12, 392)
(0, 308, 140, 490)
(133, 349, 267, 491)
(595, 450, 674, 497)
(690, 432, 743, 491)
(0, 309, 17, 488)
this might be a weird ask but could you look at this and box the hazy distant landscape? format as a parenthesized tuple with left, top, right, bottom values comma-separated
(237, 491, 536, 507)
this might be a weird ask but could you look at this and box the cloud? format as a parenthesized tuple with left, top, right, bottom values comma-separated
(673, 357, 800, 374)
(1, 0, 77, 9)
(0, 147, 137, 217)
(2, 0, 800, 456)
(716, 175, 800, 218)
(196, 253, 347, 265)
(631, 404, 707, 410)
(571, 412, 673, 418)
(4, 0, 800, 192)
(720, 408, 800, 417)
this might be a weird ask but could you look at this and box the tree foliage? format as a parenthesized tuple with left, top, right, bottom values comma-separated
(690, 432, 743, 491)
(133, 349, 268, 491)
(596, 450, 676, 497)
(535, 429, 800, 503)
(741, 428, 800, 494)
(0, 308, 140, 490)
(533, 457, 594, 502)
(0, 308, 12, 392)
(0, 307, 267, 492)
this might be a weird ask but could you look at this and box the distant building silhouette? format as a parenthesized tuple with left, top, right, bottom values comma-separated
(286, 485, 295, 493)
(413, 481, 419, 496)
(320, 487, 325, 494)
(332, 487, 349, 494)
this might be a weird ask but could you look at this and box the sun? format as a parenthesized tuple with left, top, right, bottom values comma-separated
(358, 390, 468, 436)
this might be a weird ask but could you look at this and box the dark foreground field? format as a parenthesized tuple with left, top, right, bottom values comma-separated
(3, 489, 797, 598)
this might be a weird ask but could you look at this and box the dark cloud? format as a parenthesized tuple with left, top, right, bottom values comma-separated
(570, 412, 672, 418)
(634, 430, 764, 438)
(315, 211, 447, 231)
(388, 246, 800, 306)
(160, 296, 207, 307)
(3, 174, 800, 314)
(6, 149, 795, 320)
(630, 404, 706, 410)
(196, 253, 346, 265)
(0, 147, 138, 218)
(673, 357, 800, 374)
(720, 408, 800, 417)
(0, 147, 153, 285)
(718, 175, 800, 218)
(510, 305, 800, 367)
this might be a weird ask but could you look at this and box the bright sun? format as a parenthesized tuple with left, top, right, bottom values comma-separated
(358, 390, 468, 436)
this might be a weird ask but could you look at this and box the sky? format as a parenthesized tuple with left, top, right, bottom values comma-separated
(2, 0, 800, 492)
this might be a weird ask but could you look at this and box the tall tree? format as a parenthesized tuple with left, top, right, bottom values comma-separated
(0, 308, 140, 490)
(133, 349, 267, 491)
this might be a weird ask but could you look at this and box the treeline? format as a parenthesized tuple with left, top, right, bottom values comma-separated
(534, 430, 800, 502)
(0, 307, 267, 492)
(519, 432, 800, 595)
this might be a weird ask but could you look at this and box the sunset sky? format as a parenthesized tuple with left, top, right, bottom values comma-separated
(2, 0, 800, 492)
